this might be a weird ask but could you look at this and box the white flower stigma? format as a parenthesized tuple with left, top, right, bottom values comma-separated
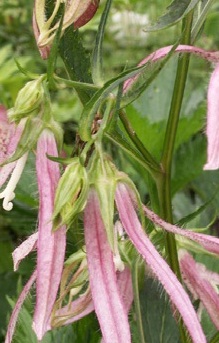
(0, 152, 28, 211)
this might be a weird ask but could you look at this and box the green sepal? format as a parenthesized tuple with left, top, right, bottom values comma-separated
(46, 119, 63, 153)
(1, 117, 44, 165)
(53, 158, 89, 229)
(46, 155, 76, 165)
(14, 59, 40, 79)
(65, 246, 86, 266)
(8, 76, 46, 123)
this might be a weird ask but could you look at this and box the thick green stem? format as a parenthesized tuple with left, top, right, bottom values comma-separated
(157, 11, 194, 343)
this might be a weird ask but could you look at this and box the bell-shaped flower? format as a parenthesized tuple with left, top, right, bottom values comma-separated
(84, 188, 131, 343)
(179, 250, 219, 330)
(32, 130, 66, 340)
(115, 182, 207, 343)
(0, 105, 27, 211)
(123, 44, 219, 171)
(33, 0, 100, 57)
(5, 130, 67, 343)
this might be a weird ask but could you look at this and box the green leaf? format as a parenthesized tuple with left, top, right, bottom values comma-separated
(121, 44, 179, 108)
(59, 28, 93, 104)
(79, 59, 176, 142)
(139, 276, 179, 343)
(191, 0, 216, 42)
(92, 0, 112, 85)
(172, 134, 206, 194)
(147, 0, 200, 31)
(191, 169, 219, 212)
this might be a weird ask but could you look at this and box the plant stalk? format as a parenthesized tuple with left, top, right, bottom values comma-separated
(157, 10, 194, 343)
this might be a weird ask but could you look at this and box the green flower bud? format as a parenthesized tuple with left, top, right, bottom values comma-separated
(53, 158, 89, 228)
(8, 76, 45, 123)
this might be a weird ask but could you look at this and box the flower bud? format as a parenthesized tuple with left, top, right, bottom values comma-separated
(53, 157, 89, 228)
(33, 0, 100, 56)
(8, 76, 45, 123)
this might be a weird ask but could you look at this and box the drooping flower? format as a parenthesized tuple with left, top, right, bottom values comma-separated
(123, 44, 219, 170)
(115, 182, 207, 343)
(0, 105, 27, 211)
(84, 189, 132, 343)
(5, 131, 67, 343)
(32, 130, 66, 340)
(179, 250, 219, 330)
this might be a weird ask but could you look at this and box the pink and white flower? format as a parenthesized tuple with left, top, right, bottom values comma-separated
(0, 105, 26, 211)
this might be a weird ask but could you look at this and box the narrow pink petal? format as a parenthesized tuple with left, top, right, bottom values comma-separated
(123, 45, 219, 92)
(143, 205, 219, 255)
(32, 131, 66, 340)
(53, 268, 132, 328)
(0, 105, 9, 162)
(204, 63, 219, 170)
(5, 270, 37, 343)
(0, 162, 17, 189)
(117, 267, 133, 313)
(32, 9, 51, 59)
(0, 113, 24, 188)
(115, 183, 206, 343)
(84, 189, 131, 343)
(54, 294, 94, 326)
(180, 251, 219, 329)
(100, 268, 133, 343)
(12, 232, 38, 271)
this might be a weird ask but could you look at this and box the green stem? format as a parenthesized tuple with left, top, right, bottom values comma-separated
(119, 110, 161, 175)
(210, 331, 219, 343)
(157, 11, 194, 343)
(132, 260, 146, 343)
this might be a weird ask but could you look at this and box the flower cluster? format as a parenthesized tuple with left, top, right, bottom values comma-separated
(2, 24, 219, 343)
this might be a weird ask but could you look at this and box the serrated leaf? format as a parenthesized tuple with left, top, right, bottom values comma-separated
(147, 0, 200, 31)
(59, 27, 93, 104)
